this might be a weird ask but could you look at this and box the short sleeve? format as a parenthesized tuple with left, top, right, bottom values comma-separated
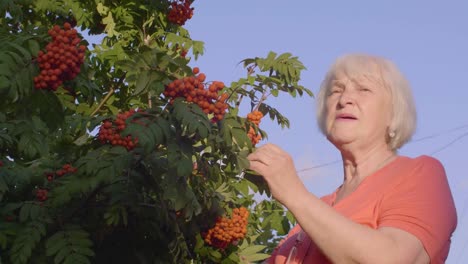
(266, 224, 302, 263)
(378, 156, 457, 262)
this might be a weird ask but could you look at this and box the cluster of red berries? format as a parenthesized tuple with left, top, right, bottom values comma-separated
(36, 164, 77, 202)
(164, 67, 229, 122)
(34, 22, 86, 91)
(167, 0, 194, 26)
(246, 110, 264, 146)
(44, 163, 77, 182)
(203, 207, 249, 249)
(0, 160, 3, 167)
(36, 189, 48, 202)
(180, 48, 188, 58)
(173, 45, 188, 58)
(97, 109, 140, 151)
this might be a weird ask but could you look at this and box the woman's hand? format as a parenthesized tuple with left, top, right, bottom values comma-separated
(247, 143, 308, 206)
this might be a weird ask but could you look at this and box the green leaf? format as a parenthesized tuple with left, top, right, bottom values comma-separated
(286, 210, 296, 225)
(134, 71, 150, 94)
(45, 225, 93, 264)
(271, 89, 279, 97)
(71, 246, 95, 257)
(209, 249, 222, 259)
(102, 12, 119, 37)
(18, 202, 30, 223)
(27, 39, 40, 56)
(173, 99, 211, 139)
(63, 253, 91, 264)
(96, 2, 109, 15)
(234, 179, 249, 196)
(28, 90, 65, 131)
(28, 203, 43, 220)
(6, 43, 31, 62)
(243, 253, 270, 262)
(55, 247, 72, 264)
(73, 134, 89, 146)
(237, 154, 250, 172)
(269, 214, 286, 235)
(239, 244, 267, 256)
(231, 127, 250, 149)
(104, 205, 127, 227)
(0, 63, 12, 76)
(9, 221, 46, 264)
(176, 156, 192, 177)
(167, 140, 193, 177)
(45, 233, 67, 257)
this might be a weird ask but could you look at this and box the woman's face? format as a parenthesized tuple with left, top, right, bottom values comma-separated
(324, 69, 392, 150)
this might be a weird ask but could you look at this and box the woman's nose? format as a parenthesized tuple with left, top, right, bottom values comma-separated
(338, 89, 355, 107)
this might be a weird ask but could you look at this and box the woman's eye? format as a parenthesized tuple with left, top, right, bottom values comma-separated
(359, 87, 371, 92)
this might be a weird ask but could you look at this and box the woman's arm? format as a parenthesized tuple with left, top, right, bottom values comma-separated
(247, 144, 429, 264)
(287, 189, 428, 264)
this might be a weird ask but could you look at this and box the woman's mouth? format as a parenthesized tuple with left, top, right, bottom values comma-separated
(336, 113, 357, 120)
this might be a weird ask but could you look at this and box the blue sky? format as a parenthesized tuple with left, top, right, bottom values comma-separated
(183, 0, 468, 262)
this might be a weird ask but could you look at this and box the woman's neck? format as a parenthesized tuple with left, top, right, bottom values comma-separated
(340, 144, 396, 184)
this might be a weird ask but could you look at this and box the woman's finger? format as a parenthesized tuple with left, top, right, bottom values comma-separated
(248, 160, 268, 175)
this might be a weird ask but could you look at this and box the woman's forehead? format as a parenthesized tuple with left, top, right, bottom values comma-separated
(331, 71, 383, 87)
(332, 61, 382, 80)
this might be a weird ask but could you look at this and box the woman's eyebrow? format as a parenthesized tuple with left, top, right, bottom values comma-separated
(331, 80, 346, 86)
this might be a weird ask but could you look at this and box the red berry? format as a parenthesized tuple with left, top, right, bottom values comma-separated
(63, 22, 71, 30)
(56, 169, 65, 177)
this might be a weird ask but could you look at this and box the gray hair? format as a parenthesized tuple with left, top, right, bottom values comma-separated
(316, 54, 417, 150)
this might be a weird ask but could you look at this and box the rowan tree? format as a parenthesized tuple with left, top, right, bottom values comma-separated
(0, 1, 313, 263)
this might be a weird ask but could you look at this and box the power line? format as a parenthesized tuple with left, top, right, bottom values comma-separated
(411, 124, 468, 143)
(430, 131, 468, 155)
(296, 159, 341, 173)
(296, 124, 468, 173)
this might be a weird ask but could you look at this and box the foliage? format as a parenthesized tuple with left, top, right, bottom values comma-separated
(0, 0, 313, 263)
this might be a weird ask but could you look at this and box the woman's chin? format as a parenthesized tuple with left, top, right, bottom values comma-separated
(327, 134, 356, 147)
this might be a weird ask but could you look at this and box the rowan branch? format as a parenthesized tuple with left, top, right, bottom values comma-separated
(234, 65, 256, 109)
(254, 90, 270, 112)
(90, 74, 126, 116)
(90, 88, 115, 116)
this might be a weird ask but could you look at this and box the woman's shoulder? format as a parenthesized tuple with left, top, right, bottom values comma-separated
(390, 154, 447, 186)
(411, 154, 443, 164)
(396, 154, 445, 172)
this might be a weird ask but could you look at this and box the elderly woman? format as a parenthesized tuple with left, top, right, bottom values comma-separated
(248, 54, 457, 264)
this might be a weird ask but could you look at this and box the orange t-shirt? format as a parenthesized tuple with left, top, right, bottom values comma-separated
(267, 155, 457, 264)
